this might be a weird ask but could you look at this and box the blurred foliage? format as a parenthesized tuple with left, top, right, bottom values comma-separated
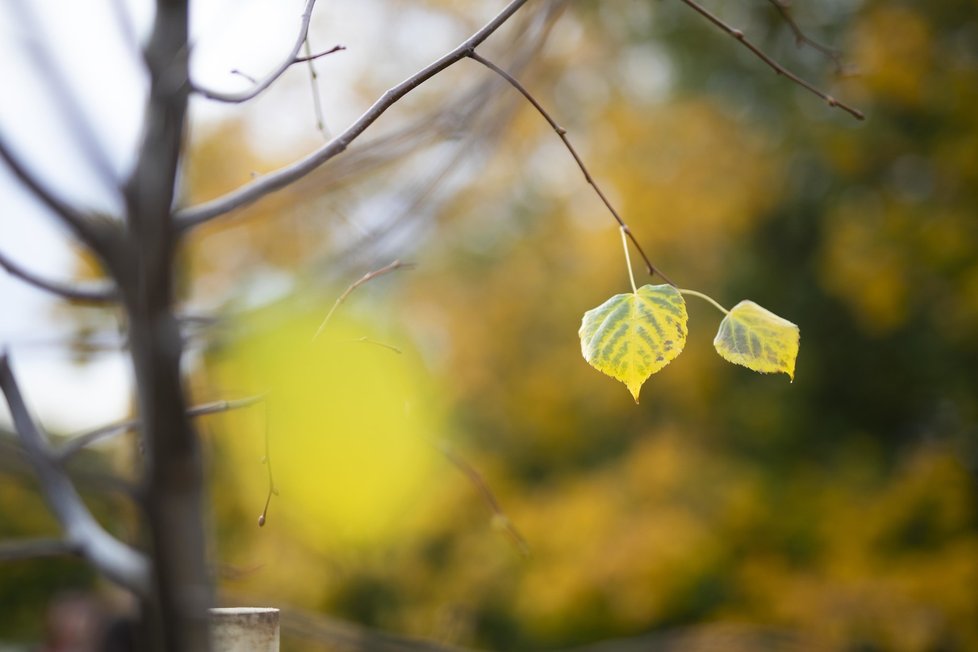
(4, 0, 978, 650)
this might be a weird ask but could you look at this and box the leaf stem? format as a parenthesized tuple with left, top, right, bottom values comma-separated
(679, 288, 729, 315)
(620, 226, 638, 294)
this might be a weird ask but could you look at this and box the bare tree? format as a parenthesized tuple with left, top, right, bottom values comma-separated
(0, 0, 860, 650)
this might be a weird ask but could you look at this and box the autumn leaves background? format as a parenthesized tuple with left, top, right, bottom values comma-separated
(3, 0, 978, 649)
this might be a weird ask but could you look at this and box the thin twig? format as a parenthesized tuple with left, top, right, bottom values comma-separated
(312, 260, 414, 341)
(765, 0, 846, 73)
(295, 43, 346, 64)
(0, 249, 117, 304)
(348, 337, 403, 355)
(467, 51, 675, 285)
(229, 69, 258, 85)
(224, 44, 344, 110)
(191, 0, 325, 103)
(176, 0, 532, 229)
(258, 400, 277, 527)
(0, 353, 149, 594)
(303, 37, 331, 140)
(0, 537, 79, 562)
(437, 441, 530, 557)
(56, 396, 264, 462)
(678, 0, 864, 120)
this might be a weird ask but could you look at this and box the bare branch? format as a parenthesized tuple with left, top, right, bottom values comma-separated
(0, 135, 104, 249)
(0, 249, 118, 304)
(56, 396, 264, 462)
(0, 353, 149, 594)
(678, 0, 864, 120)
(257, 400, 276, 527)
(312, 260, 414, 341)
(303, 37, 332, 140)
(437, 441, 530, 557)
(765, 0, 847, 73)
(467, 52, 675, 285)
(0, 537, 79, 562)
(295, 43, 346, 65)
(190, 0, 325, 103)
(175, 0, 532, 230)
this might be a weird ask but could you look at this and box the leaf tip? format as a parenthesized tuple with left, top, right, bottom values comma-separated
(626, 381, 643, 403)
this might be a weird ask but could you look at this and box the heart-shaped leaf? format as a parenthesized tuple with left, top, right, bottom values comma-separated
(714, 300, 800, 380)
(579, 284, 688, 402)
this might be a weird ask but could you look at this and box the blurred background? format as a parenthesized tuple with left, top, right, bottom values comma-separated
(2, 0, 977, 650)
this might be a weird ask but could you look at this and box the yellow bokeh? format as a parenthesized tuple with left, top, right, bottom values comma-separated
(206, 298, 446, 551)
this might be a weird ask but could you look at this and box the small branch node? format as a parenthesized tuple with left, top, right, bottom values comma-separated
(294, 44, 346, 63)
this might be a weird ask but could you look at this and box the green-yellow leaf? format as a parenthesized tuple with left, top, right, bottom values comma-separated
(579, 284, 688, 402)
(714, 300, 800, 380)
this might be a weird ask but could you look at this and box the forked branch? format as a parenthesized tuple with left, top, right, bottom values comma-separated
(190, 0, 343, 103)
(175, 0, 532, 230)
(0, 353, 149, 593)
(765, 0, 846, 73)
(679, 0, 863, 119)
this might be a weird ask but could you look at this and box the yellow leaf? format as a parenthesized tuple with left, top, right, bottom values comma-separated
(714, 300, 800, 380)
(579, 284, 688, 402)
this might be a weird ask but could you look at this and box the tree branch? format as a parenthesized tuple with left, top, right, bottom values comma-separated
(467, 52, 675, 285)
(312, 260, 414, 341)
(0, 353, 150, 594)
(0, 135, 105, 250)
(678, 0, 864, 120)
(437, 441, 529, 557)
(764, 0, 846, 73)
(0, 249, 118, 304)
(295, 43, 346, 64)
(190, 0, 328, 103)
(175, 0, 532, 230)
(56, 396, 264, 463)
(302, 37, 332, 140)
(0, 537, 80, 562)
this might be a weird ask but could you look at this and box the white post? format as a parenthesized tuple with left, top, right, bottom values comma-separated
(209, 607, 280, 652)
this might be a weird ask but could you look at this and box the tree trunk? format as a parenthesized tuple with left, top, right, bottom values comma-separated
(117, 1, 213, 649)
